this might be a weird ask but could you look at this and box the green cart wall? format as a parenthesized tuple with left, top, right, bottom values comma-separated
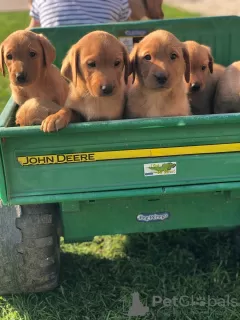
(1, 16, 240, 243)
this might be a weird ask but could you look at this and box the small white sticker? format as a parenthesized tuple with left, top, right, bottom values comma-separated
(144, 162, 177, 177)
(137, 212, 170, 222)
(118, 37, 134, 53)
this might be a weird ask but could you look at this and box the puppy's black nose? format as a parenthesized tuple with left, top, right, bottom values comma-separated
(16, 72, 26, 84)
(101, 85, 113, 96)
(191, 82, 201, 92)
(154, 72, 168, 85)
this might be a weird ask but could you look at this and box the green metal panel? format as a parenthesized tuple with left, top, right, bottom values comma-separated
(1, 97, 240, 204)
(0, 98, 16, 128)
(0, 17, 240, 241)
(0, 142, 7, 204)
(1, 103, 240, 203)
(32, 16, 240, 68)
(4, 181, 240, 205)
(61, 191, 240, 243)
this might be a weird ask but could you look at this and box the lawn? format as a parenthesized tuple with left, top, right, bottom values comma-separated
(2, 5, 239, 320)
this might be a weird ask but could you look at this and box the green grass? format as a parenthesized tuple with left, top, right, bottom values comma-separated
(1, 231, 240, 319)
(163, 4, 200, 19)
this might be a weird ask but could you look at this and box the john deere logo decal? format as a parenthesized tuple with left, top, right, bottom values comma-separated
(144, 162, 176, 176)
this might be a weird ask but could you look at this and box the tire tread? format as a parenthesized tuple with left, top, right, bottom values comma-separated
(0, 203, 60, 295)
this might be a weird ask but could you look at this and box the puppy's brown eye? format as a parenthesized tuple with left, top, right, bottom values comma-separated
(170, 53, 177, 60)
(114, 60, 121, 67)
(29, 51, 36, 58)
(6, 54, 12, 60)
(144, 54, 151, 61)
(202, 65, 207, 71)
(88, 61, 96, 68)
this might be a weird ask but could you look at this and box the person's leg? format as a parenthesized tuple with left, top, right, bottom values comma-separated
(128, 0, 149, 20)
(145, 0, 164, 19)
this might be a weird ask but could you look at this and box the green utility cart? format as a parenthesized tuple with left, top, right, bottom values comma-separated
(1, 16, 240, 295)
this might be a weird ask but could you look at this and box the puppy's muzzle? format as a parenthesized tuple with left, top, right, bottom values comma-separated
(15, 72, 27, 84)
(191, 82, 201, 92)
(154, 72, 168, 86)
(100, 84, 114, 96)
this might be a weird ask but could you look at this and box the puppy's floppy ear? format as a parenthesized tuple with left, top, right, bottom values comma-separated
(182, 46, 190, 83)
(202, 45, 214, 73)
(0, 41, 5, 76)
(61, 44, 80, 86)
(208, 53, 213, 73)
(121, 43, 131, 85)
(129, 43, 139, 84)
(38, 33, 56, 67)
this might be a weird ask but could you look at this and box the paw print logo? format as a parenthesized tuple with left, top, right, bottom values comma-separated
(128, 292, 149, 317)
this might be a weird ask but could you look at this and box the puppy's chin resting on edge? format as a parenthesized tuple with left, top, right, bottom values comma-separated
(125, 30, 191, 119)
(127, 79, 190, 119)
(65, 78, 126, 122)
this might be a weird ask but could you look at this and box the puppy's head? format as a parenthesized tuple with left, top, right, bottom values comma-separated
(184, 41, 213, 93)
(129, 30, 190, 90)
(61, 31, 130, 97)
(0, 30, 56, 86)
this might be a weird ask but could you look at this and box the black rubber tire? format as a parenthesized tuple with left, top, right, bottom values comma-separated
(0, 202, 60, 295)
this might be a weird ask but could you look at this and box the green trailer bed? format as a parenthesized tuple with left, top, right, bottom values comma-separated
(1, 16, 240, 295)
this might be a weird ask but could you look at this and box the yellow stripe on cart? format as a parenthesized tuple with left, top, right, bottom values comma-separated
(17, 142, 240, 166)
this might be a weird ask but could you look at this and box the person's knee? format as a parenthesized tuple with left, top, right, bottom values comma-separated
(129, 0, 164, 20)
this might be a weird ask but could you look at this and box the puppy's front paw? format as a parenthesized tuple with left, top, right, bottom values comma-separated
(40, 108, 72, 132)
(16, 104, 48, 127)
